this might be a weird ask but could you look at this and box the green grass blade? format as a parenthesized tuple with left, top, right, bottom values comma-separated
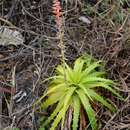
(43, 97, 65, 126)
(50, 103, 70, 130)
(65, 63, 74, 82)
(87, 72, 106, 77)
(81, 54, 93, 66)
(99, 84, 123, 100)
(41, 76, 57, 84)
(74, 58, 84, 72)
(50, 76, 65, 84)
(79, 84, 93, 101)
(87, 89, 116, 112)
(87, 82, 123, 100)
(76, 89, 97, 130)
(61, 99, 72, 130)
(83, 81, 113, 88)
(81, 77, 114, 84)
(73, 58, 84, 82)
(34, 83, 66, 105)
(72, 95, 81, 130)
(60, 87, 76, 129)
(50, 87, 76, 130)
(39, 127, 45, 130)
(56, 65, 64, 75)
(81, 61, 101, 76)
(41, 90, 66, 109)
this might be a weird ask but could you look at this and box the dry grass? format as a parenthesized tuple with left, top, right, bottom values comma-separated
(0, 0, 130, 129)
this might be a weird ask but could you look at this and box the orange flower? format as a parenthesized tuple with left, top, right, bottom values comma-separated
(52, 0, 62, 30)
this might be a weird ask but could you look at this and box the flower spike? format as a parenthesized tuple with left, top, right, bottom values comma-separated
(52, 0, 62, 30)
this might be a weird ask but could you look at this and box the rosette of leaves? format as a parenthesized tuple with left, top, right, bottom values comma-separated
(37, 55, 122, 130)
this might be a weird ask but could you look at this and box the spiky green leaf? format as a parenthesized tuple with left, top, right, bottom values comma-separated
(43, 97, 65, 126)
(72, 95, 80, 130)
(50, 87, 76, 130)
(77, 89, 97, 130)
(87, 89, 116, 112)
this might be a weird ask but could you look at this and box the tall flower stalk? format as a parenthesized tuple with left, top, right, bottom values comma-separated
(52, 0, 65, 66)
